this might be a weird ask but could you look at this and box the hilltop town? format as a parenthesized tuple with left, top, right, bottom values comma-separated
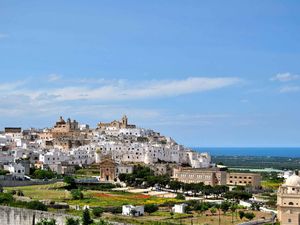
(0, 116, 296, 225)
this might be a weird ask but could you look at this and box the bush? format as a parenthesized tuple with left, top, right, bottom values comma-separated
(144, 204, 159, 214)
(71, 189, 84, 200)
(244, 212, 255, 220)
(36, 219, 56, 225)
(175, 193, 185, 200)
(26, 201, 48, 211)
(0, 193, 14, 204)
(92, 207, 104, 217)
(33, 169, 55, 179)
(65, 217, 80, 225)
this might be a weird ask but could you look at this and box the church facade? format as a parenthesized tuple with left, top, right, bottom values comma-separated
(277, 173, 300, 225)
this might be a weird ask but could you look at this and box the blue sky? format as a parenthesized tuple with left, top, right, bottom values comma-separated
(0, 1, 300, 147)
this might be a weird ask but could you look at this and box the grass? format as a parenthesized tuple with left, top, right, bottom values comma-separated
(104, 210, 270, 225)
(261, 180, 283, 190)
(5, 182, 70, 201)
(4, 182, 181, 207)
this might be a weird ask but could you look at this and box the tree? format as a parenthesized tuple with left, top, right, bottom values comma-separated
(210, 207, 217, 215)
(93, 207, 104, 217)
(230, 204, 238, 224)
(195, 202, 209, 216)
(33, 169, 55, 179)
(71, 189, 84, 200)
(175, 193, 185, 200)
(238, 211, 245, 220)
(215, 204, 221, 225)
(36, 219, 56, 225)
(65, 218, 80, 225)
(244, 212, 255, 221)
(82, 208, 93, 225)
(251, 202, 260, 211)
(220, 201, 231, 215)
(64, 176, 77, 189)
(144, 204, 159, 214)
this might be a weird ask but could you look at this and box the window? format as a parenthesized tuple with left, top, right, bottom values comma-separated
(288, 218, 292, 223)
(288, 202, 294, 205)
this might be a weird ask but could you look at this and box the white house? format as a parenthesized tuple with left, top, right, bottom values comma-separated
(4, 163, 25, 179)
(122, 205, 144, 216)
(172, 203, 188, 214)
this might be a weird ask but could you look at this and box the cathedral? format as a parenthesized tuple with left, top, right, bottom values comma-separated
(277, 172, 300, 225)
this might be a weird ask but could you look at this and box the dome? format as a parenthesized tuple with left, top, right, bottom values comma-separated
(285, 174, 300, 186)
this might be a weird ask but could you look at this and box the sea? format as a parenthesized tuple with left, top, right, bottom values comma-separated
(192, 147, 300, 158)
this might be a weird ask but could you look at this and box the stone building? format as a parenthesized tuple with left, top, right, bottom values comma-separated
(98, 115, 136, 129)
(227, 172, 262, 189)
(172, 167, 227, 186)
(277, 173, 300, 225)
(99, 156, 117, 182)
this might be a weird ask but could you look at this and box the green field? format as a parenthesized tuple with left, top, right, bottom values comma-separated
(4, 182, 180, 207)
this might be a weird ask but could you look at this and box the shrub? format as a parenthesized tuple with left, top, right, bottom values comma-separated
(26, 201, 48, 211)
(35, 219, 56, 225)
(0, 193, 14, 204)
(175, 193, 185, 200)
(71, 189, 84, 200)
(92, 207, 104, 217)
(65, 217, 80, 225)
(144, 204, 159, 214)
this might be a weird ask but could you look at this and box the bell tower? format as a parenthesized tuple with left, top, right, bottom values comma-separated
(121, 115, 128, 128)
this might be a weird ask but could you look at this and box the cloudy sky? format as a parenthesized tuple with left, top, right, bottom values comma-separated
(0, 1, 300, 147)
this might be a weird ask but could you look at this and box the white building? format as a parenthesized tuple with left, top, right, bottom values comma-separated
(172, 203, 188, 214)
(4, 163, 25, 179)
(122, 205, 144, 216)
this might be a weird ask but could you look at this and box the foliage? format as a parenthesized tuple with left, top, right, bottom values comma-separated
(65, 217, 80, 225)
(0, 193, 14, 204)
(92, 219, 111, 225)
(244, 212, 255, 220)
(175, 193, 185, 200)
(36, 219, 56, 225)
(210, 207, 217, 215)
(92, 207, 104, 217)
(0, 169, 9, 175)
(238, 211, 245, 219)
(82, 208, 93, 225)
(33, 169, 55, 179)
(71, 189, 84, 200)
(17, 190, 24, 196)
(26, 200, 48, 211)
(224, 191, 252, 201)
(144, 204, 159, 214)
(220, 201, 231, 214)
(251, 202, 261, 211)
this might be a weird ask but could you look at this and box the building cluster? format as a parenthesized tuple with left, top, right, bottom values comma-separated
(0, 115, 261, 190)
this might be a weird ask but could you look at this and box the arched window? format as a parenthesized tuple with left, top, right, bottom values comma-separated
(289, 202, 294, 205)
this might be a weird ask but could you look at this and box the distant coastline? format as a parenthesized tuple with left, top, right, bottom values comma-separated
(193, 147, 300, 157)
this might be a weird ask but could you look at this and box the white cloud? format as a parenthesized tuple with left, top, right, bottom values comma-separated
(49, 77, 241, 101)
(279, 85, 300, 93)
(271, 73, 300, 82)
(47, 74, 62, 82)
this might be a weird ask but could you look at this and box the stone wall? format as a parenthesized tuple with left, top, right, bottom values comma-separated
(0, 205, 77, 225)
